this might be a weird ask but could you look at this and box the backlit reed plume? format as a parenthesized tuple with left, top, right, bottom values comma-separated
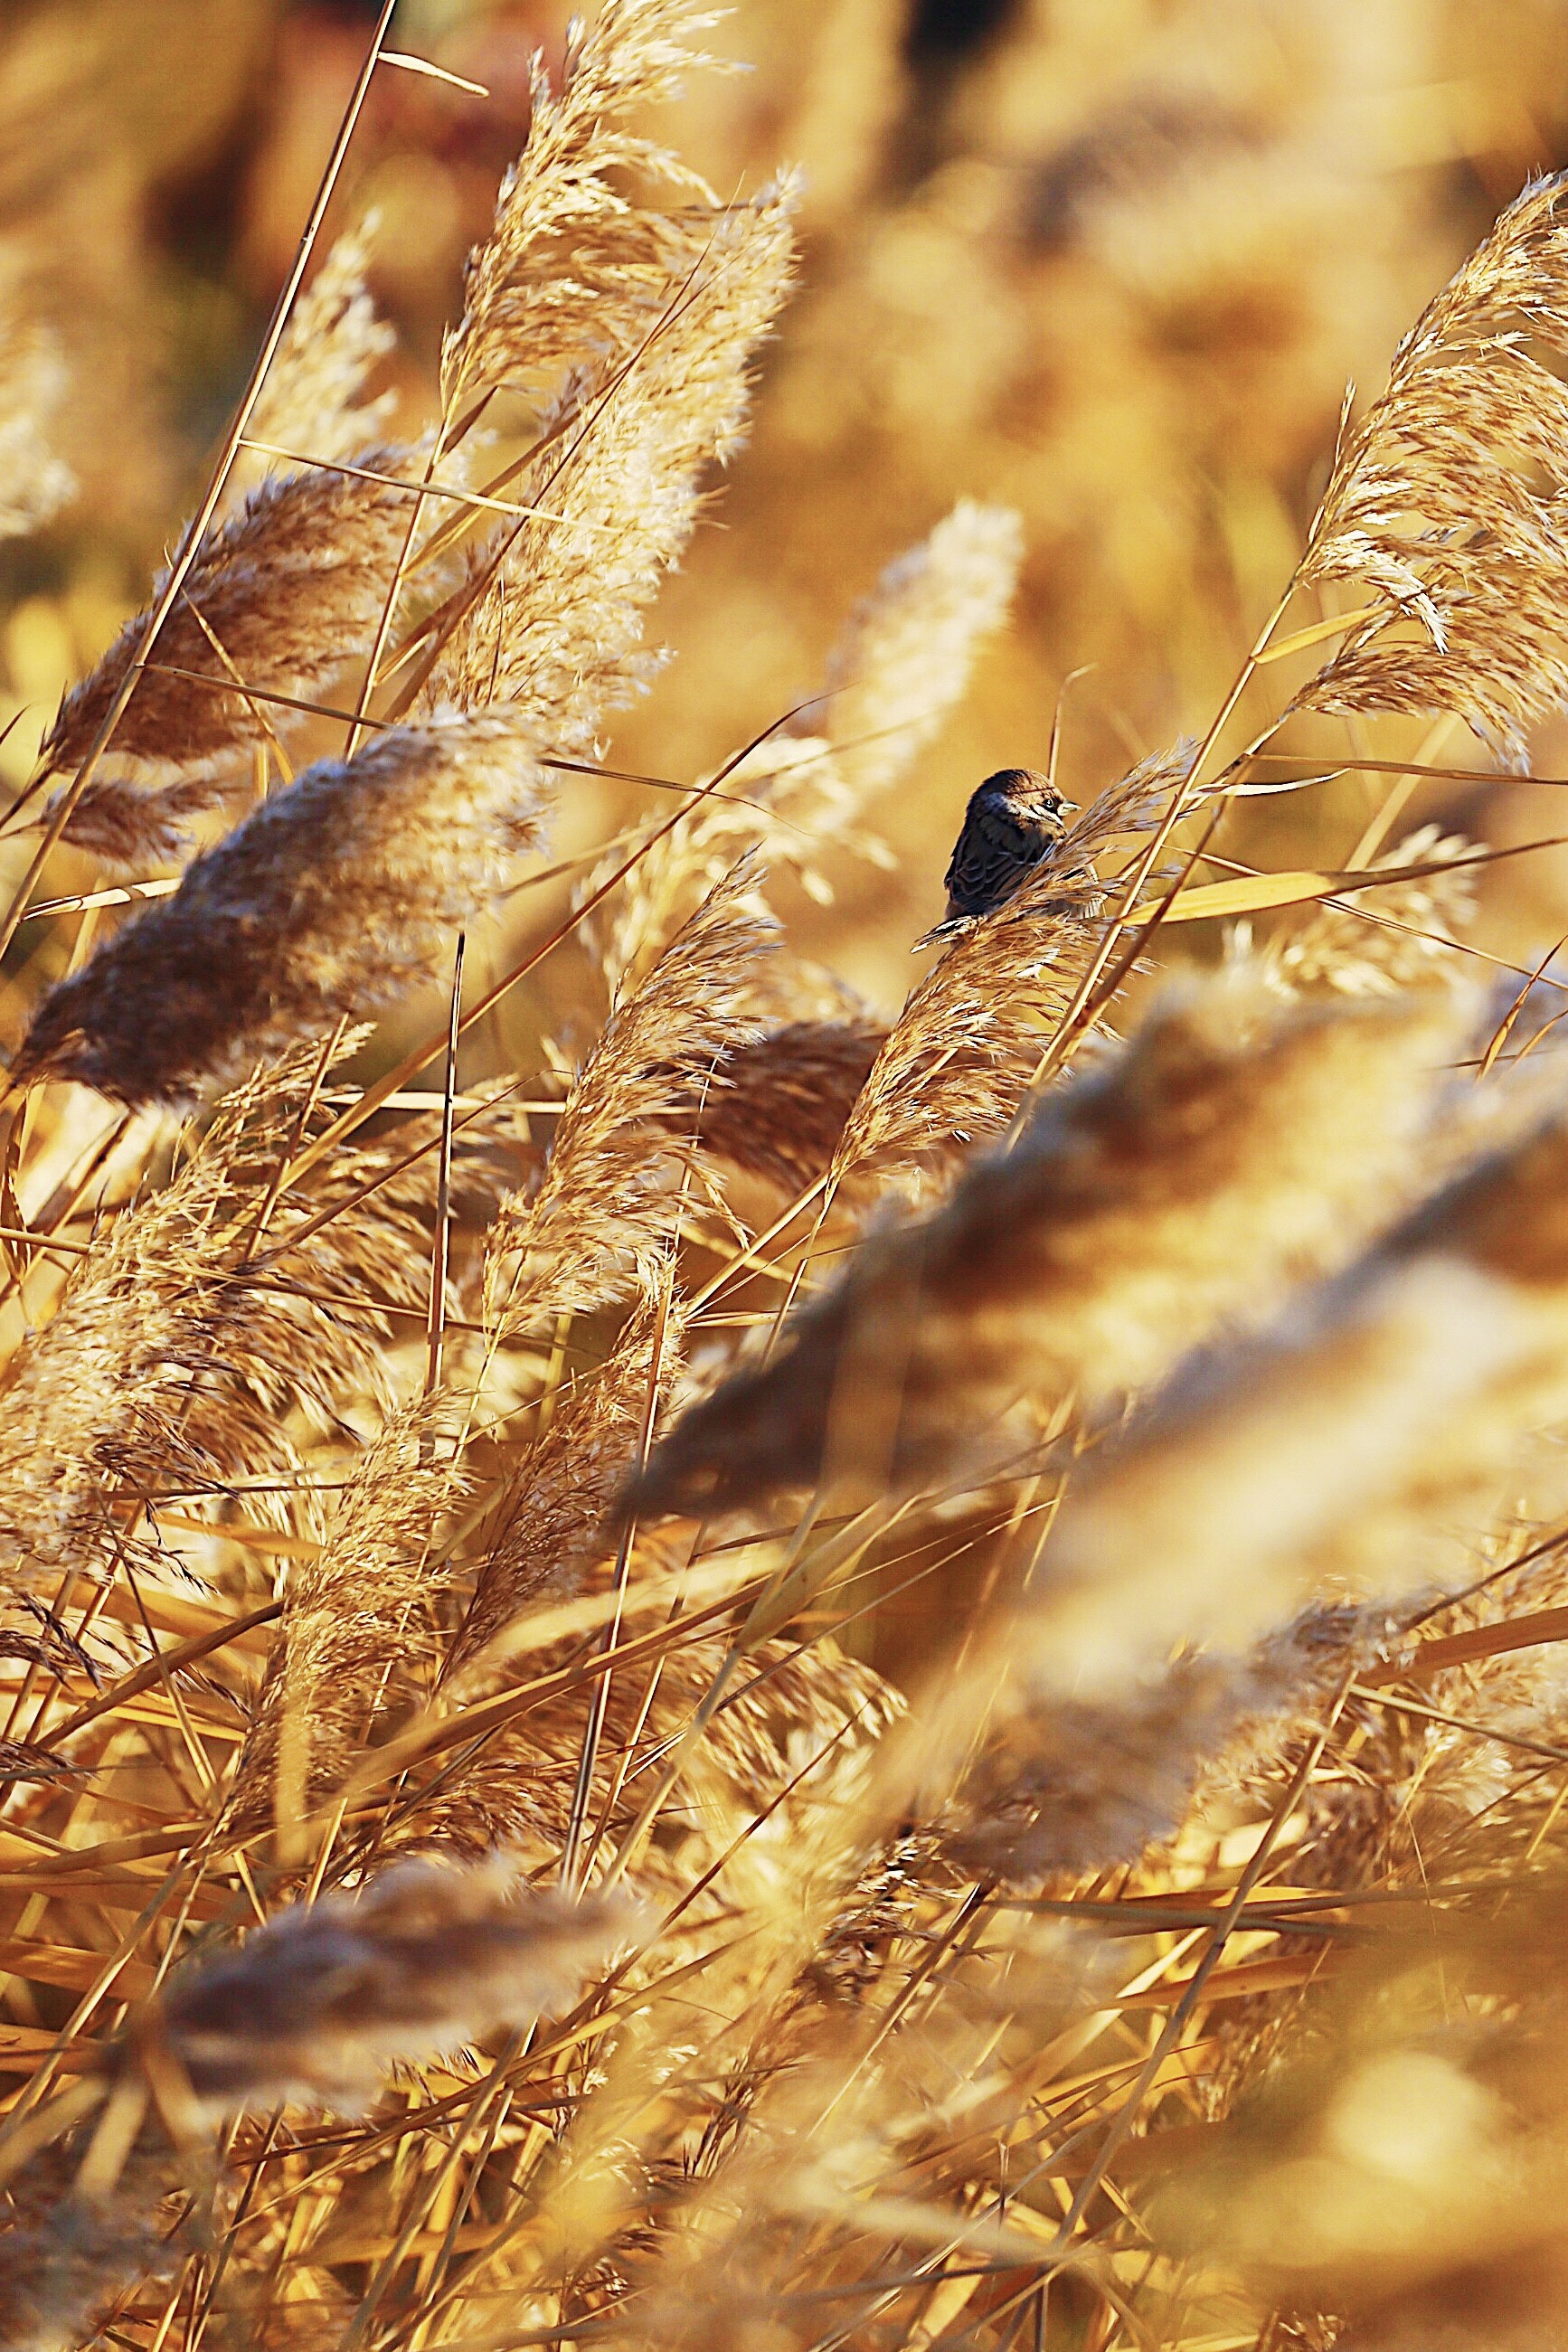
(0, 1044, 434, 1600)
(439, 0, 729, 424)
(988, 1077, 1568, 1745)
(420, 179, 797, 751)
(1260, 823, 1478, 997)
(140, 1860, 640, 2112)
(243, 213, 397, 480)
(680, 1017, 886, 1193)
(0, 2184, 165, 2352)
(816, 496, 1023, 800)
(449, 1285, 683, 1679)
(224, 1405, 463, 1841)
(633, 968, 1465, 1515)
(0, 304, 73, 542)
(1292, 169, 1568, 759)
(14, 708, 543, 1103)
(41, 455, 415, 797)
(388, 1611, 900, 1905)
(831, 739, 1198, 1194)
(492, 863, 775, 1325)
(582, 497, 1020, 995)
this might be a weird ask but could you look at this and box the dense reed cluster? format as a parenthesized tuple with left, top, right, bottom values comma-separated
(11, 6, 1568, 2350)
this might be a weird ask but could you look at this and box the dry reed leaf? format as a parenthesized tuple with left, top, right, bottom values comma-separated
(1294, 170, 1568, 760)
(143, 1859, 641, 2113)
(0, 303, 73, 543)
(14, 708, 544, 1103)
(421, 179, 797, 751)
(41, 455, 415, 789)
(492, 863, 776, 1325)
(633, 968, 1468, 1514)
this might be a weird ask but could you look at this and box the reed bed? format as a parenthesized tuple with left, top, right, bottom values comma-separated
(9, 5, 1568, 2349)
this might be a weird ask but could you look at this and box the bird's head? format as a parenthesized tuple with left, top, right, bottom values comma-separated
(974, 767, 1073, 827)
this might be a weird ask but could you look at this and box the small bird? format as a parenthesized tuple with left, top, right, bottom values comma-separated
(921, 767, 1072, 944)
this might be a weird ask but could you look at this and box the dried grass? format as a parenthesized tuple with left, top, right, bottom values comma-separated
(12, 14, 1568, 2352)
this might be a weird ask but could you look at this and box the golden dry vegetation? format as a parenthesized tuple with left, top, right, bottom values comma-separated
(9, 4, 1568, 2348)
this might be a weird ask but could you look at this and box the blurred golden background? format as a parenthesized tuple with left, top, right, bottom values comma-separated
(6, 0, 1568, 1007)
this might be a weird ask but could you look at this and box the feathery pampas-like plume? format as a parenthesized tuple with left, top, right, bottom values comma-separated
(632, 967, 1469, 1515)
(243, 213, 397, 478)
(439, 0, 730, 421)
(449, 1286, 684, 1680)
(0, 1044, 436, 1599)
(1292, 170, 1568, 760)
(988, 1077, 1568, 1737)
(138, 1861, 642, 2112)
(492, 863, 776, 1325)
(815, 496, 1024, 801)
(41, 456, 416, 791)
(420, 180, 797, 747)
(580, 499, 1020, 996)
(677, 1017, 886, 1194)
(0, 303, 73, 542)
(223, 1405, 465, 1841)
(13, 708, 543, 1103)
(832, 740, 1200, 1194)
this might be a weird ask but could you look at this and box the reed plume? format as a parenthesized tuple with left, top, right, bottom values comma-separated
(14, 709, 543, 1103)
(41, 456, 415, 792)
(449, 1285, 682, 1678)
(141, 1861, 640, 2113)
(492, 862, 775, 1324)
(0, 303, 73, 542)
(420, 180, 796, 750)
(438, 0, 730, 426)
(1294, 169, 1568, 759)
(0, 1044, 434, 1598)
(816, 496, 1023, 801)
(632, 968, 1467, 1514)
(223, 1405, 463, 1842)
(679, 1017, 886, 1193)
(243, 213, 397, 480)
(832, 740, 1198, 1194)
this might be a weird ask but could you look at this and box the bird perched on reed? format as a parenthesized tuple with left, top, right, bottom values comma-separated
(921, 767, 1071, 943)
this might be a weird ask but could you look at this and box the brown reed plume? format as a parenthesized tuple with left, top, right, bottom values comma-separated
(492, 861, 776, 1324)
(632, 967, 1469, 1514)
(13, 708, 543, 1102)
(39, 456, 416, 791)
(1293, 170, 1568, 759)
(137, 1859, 641, 2113)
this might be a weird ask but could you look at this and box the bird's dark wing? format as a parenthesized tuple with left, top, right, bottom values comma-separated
(942, 799, 1063, 921)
